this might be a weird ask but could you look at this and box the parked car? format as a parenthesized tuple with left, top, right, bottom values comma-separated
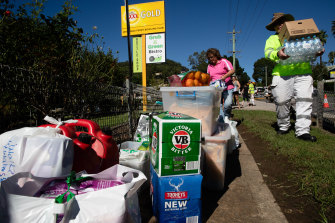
(255, 87, 265, 97)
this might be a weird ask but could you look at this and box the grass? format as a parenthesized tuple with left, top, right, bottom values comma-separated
(233, 110, 335, 219)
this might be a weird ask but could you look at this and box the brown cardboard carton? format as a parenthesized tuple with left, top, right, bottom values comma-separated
(279, 18, 320, 44)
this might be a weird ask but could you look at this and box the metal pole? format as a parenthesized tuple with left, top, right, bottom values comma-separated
(317, 80, 324, 129)
(232, 27, 236, 70)
(125, 0, 134, 139)
(265, 66, 267, 87)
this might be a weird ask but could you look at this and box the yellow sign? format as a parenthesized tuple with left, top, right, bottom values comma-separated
(121, 1, 165, 36)
(330, 71, 335, 78)
(133, 37, 142, 73)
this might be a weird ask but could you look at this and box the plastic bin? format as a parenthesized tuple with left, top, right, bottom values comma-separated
(160, 86, 222, 136)
(201, 124, 231, 191)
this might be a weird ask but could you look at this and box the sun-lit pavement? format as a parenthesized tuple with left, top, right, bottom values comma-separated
(233, 98, 276, 112)
(204, 136, 288, 223)
(204, 98, 289, 223)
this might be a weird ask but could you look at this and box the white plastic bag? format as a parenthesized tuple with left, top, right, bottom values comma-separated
(0, 164, 146, 223)
(224, 117, 240, 154)
(133, 115, 149, 144)
(119, 141, 150, 185)
(0, 127, 73, 182)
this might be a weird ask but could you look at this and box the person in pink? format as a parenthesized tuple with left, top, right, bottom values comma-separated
(206, 48, 235, 119)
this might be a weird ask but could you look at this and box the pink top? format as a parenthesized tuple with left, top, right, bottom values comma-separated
(207, 58, 234, 90)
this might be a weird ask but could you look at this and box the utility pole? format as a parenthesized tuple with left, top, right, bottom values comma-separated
(265, 66, 268, 87)
(125, 0, 134, 138)
(228, 26, 240, 70)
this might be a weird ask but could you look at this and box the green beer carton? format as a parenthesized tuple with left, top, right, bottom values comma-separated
(150, 111, 201, 176)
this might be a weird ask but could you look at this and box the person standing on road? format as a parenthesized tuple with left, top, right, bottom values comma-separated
(232, 75, 241, 109)
(248, 80, 255, 106)
(207, 48, 235, 119)
(241, 83, 249, 107)
(264, 12, 325, 142)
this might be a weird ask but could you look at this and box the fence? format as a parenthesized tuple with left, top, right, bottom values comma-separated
(0, 65, 163, 144)
(316, 79, 335, 133)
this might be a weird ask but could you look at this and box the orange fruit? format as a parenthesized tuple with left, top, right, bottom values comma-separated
(185, 78, 194, 87)
(194, 79, 200, 86)
(200, 73, 208, 84)
(194, 71, 201, 80)
(187, 72, 194, 79)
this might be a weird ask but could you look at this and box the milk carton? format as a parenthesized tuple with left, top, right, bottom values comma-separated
(150, 112, 201, 176)
(150, 164, 202, 223)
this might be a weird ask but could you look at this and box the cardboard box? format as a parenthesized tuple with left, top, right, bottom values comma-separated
(279, 18, 320, 44)
(150, 111, 201, 176)
(150, 164, 202, 223)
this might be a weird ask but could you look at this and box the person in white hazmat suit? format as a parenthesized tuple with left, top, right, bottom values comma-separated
(264, 13, 324, 142)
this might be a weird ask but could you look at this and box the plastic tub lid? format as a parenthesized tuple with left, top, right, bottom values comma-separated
(160, 86, 223, 92)
(203, 124, 232, 142)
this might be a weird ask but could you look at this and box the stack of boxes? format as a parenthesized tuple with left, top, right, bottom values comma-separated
(150, 111, 203, 222)
(150, 86, 232, 222)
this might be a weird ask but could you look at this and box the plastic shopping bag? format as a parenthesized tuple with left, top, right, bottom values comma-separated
(224, 117, 240, 154)
(133, 114, 150, 151)
(119, 141, 150, 187)
(0, 126, 74, 182)
(0, 164, 147, 223)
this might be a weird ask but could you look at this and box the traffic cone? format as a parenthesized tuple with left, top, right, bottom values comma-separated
(323, 94, 330, 108)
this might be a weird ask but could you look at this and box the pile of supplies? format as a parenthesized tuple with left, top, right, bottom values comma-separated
(0, 116, 146, 223)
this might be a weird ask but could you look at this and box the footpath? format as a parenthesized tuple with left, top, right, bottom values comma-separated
(204, 99, 286, 223)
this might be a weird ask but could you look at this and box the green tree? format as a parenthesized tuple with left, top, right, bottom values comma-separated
(252, 58, 277, 86)
(223, 55, 249, 86)
(328, 51, 335, 65)
(0, 0, 119, 125)
(117, 59, 188, 86)
(317, 30, 328, 64)
(187, 50, 208, 72)
(332, 20, 335, 38)
(312, 63, 328, 81)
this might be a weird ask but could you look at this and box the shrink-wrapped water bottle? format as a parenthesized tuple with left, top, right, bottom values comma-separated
(295, 38, 303, 55)
(304, 36, 313, 55)
(283, 40, 291, 56)
(313, 36, 323, 52)
(301, 38, 309, 55)
(289, 39, 297, 56)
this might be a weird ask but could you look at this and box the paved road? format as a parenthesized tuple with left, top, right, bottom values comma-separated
(202, 99, 288, 223)
(234, 98, 276, 112)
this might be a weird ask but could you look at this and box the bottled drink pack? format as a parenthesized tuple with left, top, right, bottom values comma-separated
(281, 36, 323, 65)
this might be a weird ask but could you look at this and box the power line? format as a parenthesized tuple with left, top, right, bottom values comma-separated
(237, 0, 261, 49)
(239, 0, 268, 50)
(234, 0, 240, 28)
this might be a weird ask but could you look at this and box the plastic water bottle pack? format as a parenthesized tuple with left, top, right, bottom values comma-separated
(280, 35, 323, 65)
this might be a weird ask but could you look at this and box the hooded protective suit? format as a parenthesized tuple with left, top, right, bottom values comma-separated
(264, 34, 313, 136)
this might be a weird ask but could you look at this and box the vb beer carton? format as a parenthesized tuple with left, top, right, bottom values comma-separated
(150, 164, 202, 223)
(150, 111, 201, 176)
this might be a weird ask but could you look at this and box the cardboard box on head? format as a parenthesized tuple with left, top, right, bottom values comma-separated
(279, 18, 320, 44)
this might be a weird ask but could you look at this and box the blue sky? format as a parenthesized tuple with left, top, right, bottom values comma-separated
(43, 0, 335, 81)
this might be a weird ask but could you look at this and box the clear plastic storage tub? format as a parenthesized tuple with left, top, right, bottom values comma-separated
(160, 86, 222, 136)
(201, 124, 231, 191)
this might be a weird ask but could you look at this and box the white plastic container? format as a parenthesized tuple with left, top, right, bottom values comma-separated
(201, 124, 231, 191)
(160, 86, 222, 136)
(118, 141, 150, 182)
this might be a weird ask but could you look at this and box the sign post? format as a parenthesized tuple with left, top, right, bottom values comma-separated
(121, 1, 165, 112)
(142, 34, 147, 111)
